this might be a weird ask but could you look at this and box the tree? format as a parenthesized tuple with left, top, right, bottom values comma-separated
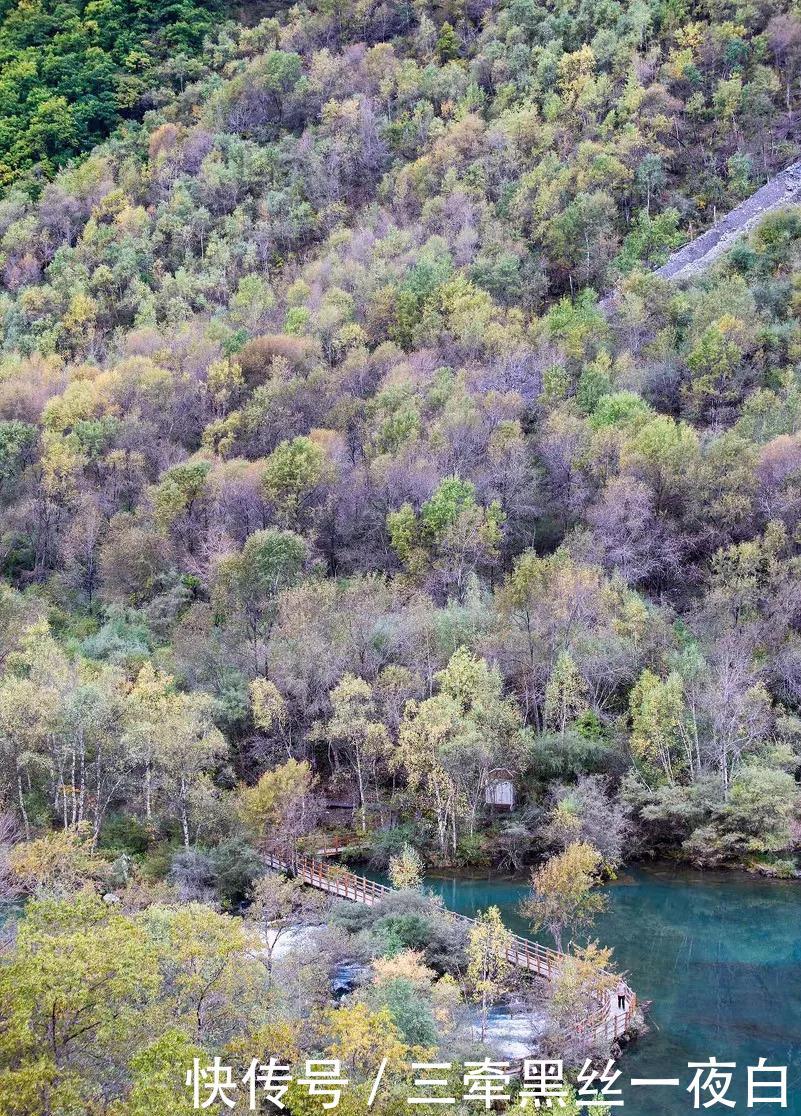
(546, 191, 617, 287)
(0, 0, 223, 189)
(143, 902, 267, 1046)
(766, 14, 801, 114)
(0, 812, 19, 902)
(124, 1030, 207, 1116)
(722, 764, 797, 855)
(325, 1003, 410, 1077)
(619, 416, 700, 517)
(248, 872, 326, 977)
(239, 758, 320, 864)
(547, 942, 619, 1064)
(0, 674, 57, 840)
(495, 549, 638, 730)
(367, 951, 442, 1047)
(466, 906, 513, 1041)
(629, 669, 691, 787)
(0, 421, 36, 500)
(388, 843, 423, 890)
(213, 529, 306, 675)
(368, 952, 451, 1049)
(520, 842, 607, 952)
(0, 892, 270, 1114)
(125, 662, 174, 823)
(684, 315, 748, 421)
(683, 763, 798, 866)
(63, 495, 105, 603)
(0, 620, 70, 839)
(151, 690, 227, 848)
(395, 648, 523, 856)
(0, 893, 161, 1112)
(544, 777, 630, 868)
(587, 476, 681, 589)
(544, 651, 588, 735)
(99, 516, 173, 606)
(435, 22, 460, 62)
(262, 436, 329, 528)
(7, 825, 107, 898)
(57, 669, 132, 846)
(152, 460, 211, 550)
(394, 702, 459, 858)
(387, 478, 505, 601)
(614, 209, 684, 273)
(316, 674, 390, 833)
(249, 677, 293, 761)
(635, 154, 666, 216)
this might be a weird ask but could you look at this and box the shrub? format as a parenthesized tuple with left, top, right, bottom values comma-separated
(210, 837, 265, 908)
(168, 847, 215, 901)
(99, 812, 152, 857)
(238, 335, 312, 383)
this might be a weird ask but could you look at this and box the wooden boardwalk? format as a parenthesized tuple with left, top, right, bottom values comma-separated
(265, 851, 637, 1046)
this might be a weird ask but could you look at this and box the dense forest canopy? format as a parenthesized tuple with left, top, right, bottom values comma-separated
(0, 0, 800, 1105)
(0, 0, 223, 189)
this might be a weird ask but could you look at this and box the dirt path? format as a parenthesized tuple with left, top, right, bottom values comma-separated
(653, 158, 801, 281)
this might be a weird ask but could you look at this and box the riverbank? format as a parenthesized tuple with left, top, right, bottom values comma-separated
(351, 850, 801, 890)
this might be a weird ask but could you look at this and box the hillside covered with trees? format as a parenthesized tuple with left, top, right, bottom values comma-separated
(0, 0, 226, 190)
(1, 0, 801, 1106)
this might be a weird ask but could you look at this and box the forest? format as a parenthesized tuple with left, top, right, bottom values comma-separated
(0, 0, 801, 1107)
(0, 0, 224, 189)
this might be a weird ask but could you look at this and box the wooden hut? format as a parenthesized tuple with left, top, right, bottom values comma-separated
(484, 767, 516, 811)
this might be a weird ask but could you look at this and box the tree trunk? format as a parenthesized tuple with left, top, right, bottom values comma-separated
(144, 759, 152, 819)
(17, 766, 30, 839)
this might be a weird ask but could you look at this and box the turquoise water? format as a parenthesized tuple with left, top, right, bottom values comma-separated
(420, 864, 801, 1114)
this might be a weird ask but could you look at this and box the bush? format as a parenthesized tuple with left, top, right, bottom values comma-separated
(331, 890, 468, 974)
(373, 912, 433, 955)
(140, 843, 176, 882)
(210, 837, 265, 908)
(747, 857, 797, 879)
(528, 730, 617, 781)
(365, 824, 421, 868)
(80, 611, 151, 666)
(99, 812, 152, 857)
(238, 335, 312, 384)
(168, 847, 215, 901)
(375, 977, 439, 1046)
(454, 834, 490, 869)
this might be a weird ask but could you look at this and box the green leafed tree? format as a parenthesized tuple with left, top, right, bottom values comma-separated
(466, 905, 513, 1041)
(213, 529, 306, 675)
(520, 842, 607, 952)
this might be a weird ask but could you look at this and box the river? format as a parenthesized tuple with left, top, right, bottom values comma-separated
(419, 863, 801, 1114)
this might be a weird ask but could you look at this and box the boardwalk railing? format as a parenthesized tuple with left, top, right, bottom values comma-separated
(444, 908, 562, 983)
(265, 850, 637, 1044)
